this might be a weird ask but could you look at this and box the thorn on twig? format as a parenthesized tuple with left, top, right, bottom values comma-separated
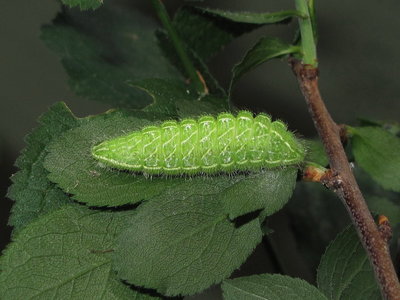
(378, 215, 392, 244)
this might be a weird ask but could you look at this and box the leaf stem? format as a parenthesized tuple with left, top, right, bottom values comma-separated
(291, 59, 400, 300)
(294, 0, 317, 67)
(151, 0, 205, 94)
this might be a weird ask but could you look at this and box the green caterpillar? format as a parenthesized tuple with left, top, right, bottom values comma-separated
(92, 111, 305, 175)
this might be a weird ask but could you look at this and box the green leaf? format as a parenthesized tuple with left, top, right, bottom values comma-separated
(201, 8, 304, 25)
(317, 226, 380, 300)
(170, 7, 301, 63)
(41, 4, 181, 108)
(170, 6, 260, 62)
(113, 194, 263, 296)
(44, 110, 298, 214)
(7, 102, 78, 235)
(349, 126, 400, 192)
(133, 78, 228, 117)
(286, 182, 349, 272)
(222, 274, 328, 300)
(230, 37, 300, 90)
(44, 110, 166, 207)
(304, 139, 329, 166)
(354, 166, 400, 253)
(156, 30, 227, 97)
(61, 0, 103, 10)
(159, 7, 300, 98)
(366, 196, 400, 223)
(0, 205, 158, 300)
(222, 167, 297, 220)
(353, 166, 396, 202)
(358, 118, 400, 137)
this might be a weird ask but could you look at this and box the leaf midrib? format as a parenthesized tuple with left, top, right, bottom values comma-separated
(29, 259, 110, 298)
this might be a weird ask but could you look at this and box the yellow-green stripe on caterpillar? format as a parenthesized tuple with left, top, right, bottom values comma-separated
(91, 111, 305, 175)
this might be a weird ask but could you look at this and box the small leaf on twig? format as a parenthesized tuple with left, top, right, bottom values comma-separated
(200, 8, 303, 25)
(230, 37, 300, 91)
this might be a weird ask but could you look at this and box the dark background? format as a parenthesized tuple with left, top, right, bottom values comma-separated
(1, 0, 400, 298)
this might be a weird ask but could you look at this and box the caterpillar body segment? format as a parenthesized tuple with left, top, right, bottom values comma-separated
(92, 111, 305, 175)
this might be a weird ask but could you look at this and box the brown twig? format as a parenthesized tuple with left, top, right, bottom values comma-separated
(291, 59, 400, 300)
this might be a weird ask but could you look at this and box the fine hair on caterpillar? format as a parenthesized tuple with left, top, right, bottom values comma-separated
(94, 160, 258, 179)
(91, 111, 306, 175)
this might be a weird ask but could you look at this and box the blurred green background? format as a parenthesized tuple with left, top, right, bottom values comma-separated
(1, 0, 399, 298)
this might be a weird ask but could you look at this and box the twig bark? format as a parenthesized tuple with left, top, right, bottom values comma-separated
(291, 59, 400, 300)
